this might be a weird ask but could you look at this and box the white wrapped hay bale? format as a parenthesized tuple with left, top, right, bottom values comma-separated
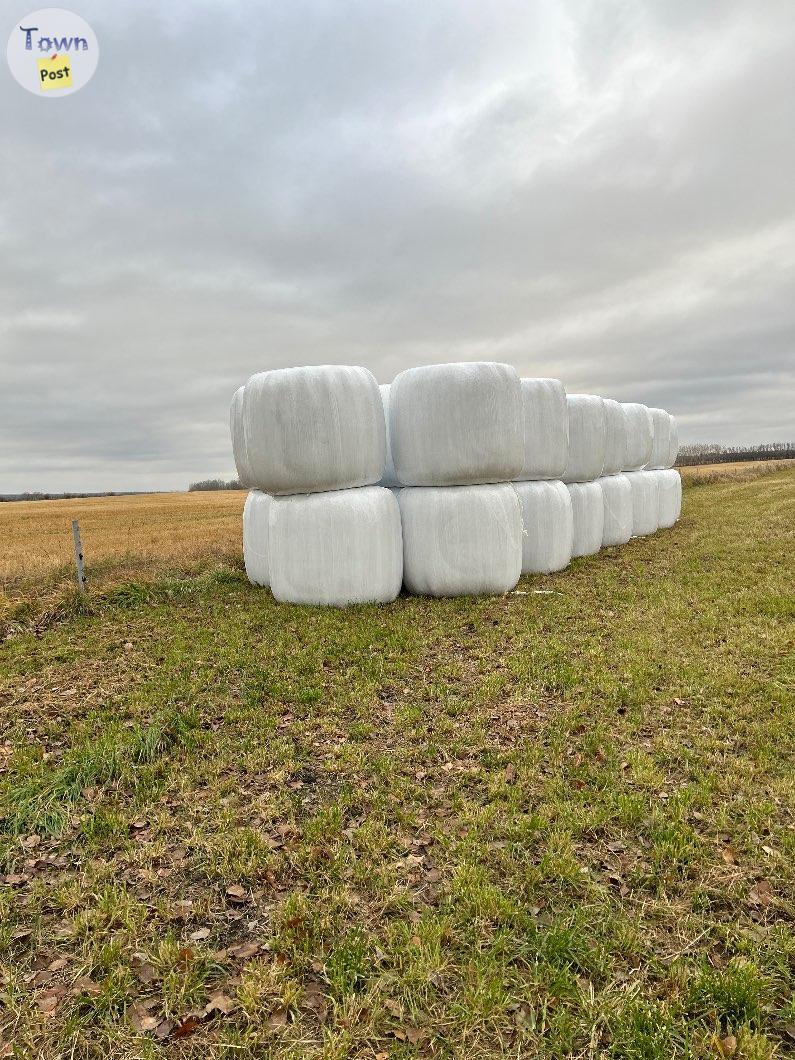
(598, 474, 633, 547)
(626, 471, 659, 537)
(647, 407, 672, 470)
(602, 399, 627, 477)
(230, 386, 254, 487)
(656, 469, 682, 529)
(563, 395, 606, 483)
(399, 483, 522, 597)
(513, 480, 573, 574)
(516, 378, 568, 481)
(567, 482, 604, 557)
(242, 365, 385, 495)
(390, 362, 524, 486)
(243, 490, 271, 586)
(667, 414, 679, 468)
(269, 486, 402, 606)
(621, 403, 653, 471)
(378, 384, 400, 488)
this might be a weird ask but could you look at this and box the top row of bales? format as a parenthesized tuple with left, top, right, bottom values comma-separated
(231, 362, 677, 495)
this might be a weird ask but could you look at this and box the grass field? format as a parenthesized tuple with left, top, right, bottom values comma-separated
(0, 467, 793, 1058)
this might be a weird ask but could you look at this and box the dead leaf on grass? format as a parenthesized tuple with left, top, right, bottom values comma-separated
(36, 988, 64, 1015)
(228, 940, 261, 961)
(71, 975, 101, 996)
(205, 992, 235, 1016)
(130, 1009, 161, 1033)
(131, 954, 159, 984)
(176, 947, 194, 968)
(748, 880, 773, 907)
(393, 1026, 426, 1044)
(172, 1014, 204, 1039)
(267, 1007, 289, 1030)
(301, 983, 328, 1020)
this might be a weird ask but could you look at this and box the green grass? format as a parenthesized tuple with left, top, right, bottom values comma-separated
(0, 470, 793, 1058)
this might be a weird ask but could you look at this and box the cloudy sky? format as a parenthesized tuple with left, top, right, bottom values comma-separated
(2, 0, 793, 492)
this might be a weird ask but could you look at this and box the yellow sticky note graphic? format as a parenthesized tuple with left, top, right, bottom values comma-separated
(38, 54, 73, 91)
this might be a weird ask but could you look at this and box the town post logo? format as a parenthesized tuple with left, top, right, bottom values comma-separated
(7, 8, 98, 96)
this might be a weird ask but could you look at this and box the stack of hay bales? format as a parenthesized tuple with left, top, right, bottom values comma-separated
(563, 395, 607, 557)
(231, 361, 681, 606)
(511, 379, 573, 576)
(622, 402, 658, 537)
(621, 404, 681, 537)
(597, 400, 633, 548)
(231, 366, 402, 606)
(645, 407, 681, 529)
(387, 362, 524, 597)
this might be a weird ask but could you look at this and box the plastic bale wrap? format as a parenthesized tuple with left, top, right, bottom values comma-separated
(516, 378, 568, 481)
(621, 403, 653, 471)
(230, 386, 253, 487)
(563, 395, 606, 483)
(268, 487, 402, 606)
(390, 362, 523, 486)
(626, 471, 659, 536)
(378, 384, 400, 487)
(598, 474, 632, 547)
(513, 480, 573, 574)
(242, 365, 385, 495)
(399, 484, 522, 597)
(567, 482, 604, 557)
(656, 469, 682, 529)
(602, 399, 627, 477)
(243, 490, 271, 586)
(647, 407, 672, 470)
(667, 414, 679, 468)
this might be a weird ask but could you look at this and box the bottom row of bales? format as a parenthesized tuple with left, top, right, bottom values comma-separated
(243, 470, 682, 606)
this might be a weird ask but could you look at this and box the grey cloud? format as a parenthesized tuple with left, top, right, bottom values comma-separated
(1, 0, 793, 491)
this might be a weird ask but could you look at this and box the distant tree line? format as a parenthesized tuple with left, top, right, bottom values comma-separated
(0, 490, 144, 503)
(676, 442, 794, 466)
(188, 478, 244, 491)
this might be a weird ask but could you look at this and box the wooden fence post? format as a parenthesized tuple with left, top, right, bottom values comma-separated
(71, 519, 87, 593)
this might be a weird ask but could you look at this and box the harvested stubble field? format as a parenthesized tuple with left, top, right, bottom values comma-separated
(0, 464, 793, 1059)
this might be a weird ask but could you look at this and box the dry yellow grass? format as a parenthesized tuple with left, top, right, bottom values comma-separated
(678, 457, 795, 484)
(0, 491, 245, 612)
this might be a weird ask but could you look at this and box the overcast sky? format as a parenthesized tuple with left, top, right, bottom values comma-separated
(2, 0, 793, 492)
